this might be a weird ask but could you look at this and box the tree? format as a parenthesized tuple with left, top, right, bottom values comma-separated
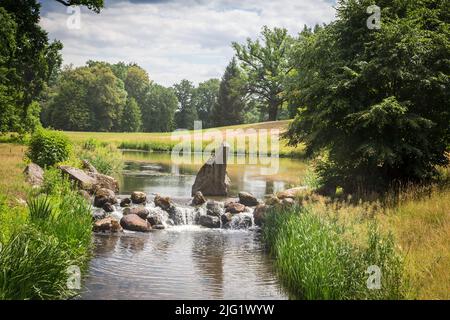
(124, 64, 151, 114)
(193, 79, 220, 128)
(142, 84, 178, 132)
(285, 0, 450, 193)
(121, 97, 142, 132)
(212, 58, 246, 127)
(53, 0, 103, 13)
(232, 26, 293, 121)
(173, 79, 197, 129)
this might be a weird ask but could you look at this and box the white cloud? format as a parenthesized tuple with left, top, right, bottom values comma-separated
(40, 0, 336, 86)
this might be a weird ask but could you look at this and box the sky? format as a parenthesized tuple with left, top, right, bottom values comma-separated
(39, 0, 337, 86)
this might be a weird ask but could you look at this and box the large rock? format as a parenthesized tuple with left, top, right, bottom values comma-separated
(59, 165, 97, 191)
(94, 188, 117, 208)
(91, 173, 119, 193)
(277, 187, 308, 200)
(123, 207, 150, 219)
(238, 192, 259, 207)
(198, 215, 220, 228)
(93, 216, 122, 233)
(154, 194, 173, 211)
(131, 191, 147, 204)
(23, 163, 44, 187)
(191, 191, 206, 206)
(191, 143, 231, 196)
(225, 202, 245, 214)
(120, 214, 152, 232)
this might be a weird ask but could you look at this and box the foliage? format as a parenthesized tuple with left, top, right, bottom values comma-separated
(263, 205, 405, 299)
(193, 79, 220, 128)
(27, 128, 71, 167)
(212, 58, 247, 127)
(78, 138, 123, 176)
(233, 26, 293, 121)
(286, 0, 450, 193)
(142, 83, 178, 132)
(173, 79, 197, 129)
(121, 97, 142, 132)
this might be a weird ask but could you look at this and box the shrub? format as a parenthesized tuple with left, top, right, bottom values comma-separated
(78, 139, 123, 176)
(27, 129, 71, 167)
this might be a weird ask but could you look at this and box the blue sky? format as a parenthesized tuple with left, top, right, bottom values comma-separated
(39, 0, 337, 86)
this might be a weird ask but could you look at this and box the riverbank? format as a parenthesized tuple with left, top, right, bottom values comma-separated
(262, 183, 450, 300)
(0, 143, 95, 299)
(22, 120, 305, 158)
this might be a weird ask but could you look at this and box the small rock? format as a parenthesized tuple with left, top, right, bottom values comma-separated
(253, 204, 268, 226)
(94, 188, 117, 208)
(82, 159, 98, 174)
(123, 207, 149, 219)
(93, 216, 122, 233)
(191, 191, 206, 206)
(265, 195, 281, 206)
(277, 187, 308, 200)
(225, 202, 245, 214)
(78, 190, 91, 201)
(102, 202, 115, 213)
(120, 214, 152, 232)
(206, 200, 223, 217)
(131, 191, 147, 204)
(147, 215, 162, 226)
(154, 194, 173, 211)
(281, 198, 296, 207)
(120, 198, 131, 207)
(153, 224, 165, 230)
(238, 191, 259, 206)
(199, 215, 220, 228)
(221, 212, 233, 225)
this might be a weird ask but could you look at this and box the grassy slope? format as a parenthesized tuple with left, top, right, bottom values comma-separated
(63, 120, 306, 157)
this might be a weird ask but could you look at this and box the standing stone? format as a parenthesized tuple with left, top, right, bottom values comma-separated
(191, 143, 231, 196)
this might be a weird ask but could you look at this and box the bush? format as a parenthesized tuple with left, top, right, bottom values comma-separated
(263, 206, 405, 299)
(27, 129, 71, 167)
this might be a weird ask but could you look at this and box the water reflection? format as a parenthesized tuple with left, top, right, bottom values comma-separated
(119, 151, 308, 199)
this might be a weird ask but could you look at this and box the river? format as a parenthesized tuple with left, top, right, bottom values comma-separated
(80, 151, 308, 299)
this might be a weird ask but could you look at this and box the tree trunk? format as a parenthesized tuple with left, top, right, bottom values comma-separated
(268, 101, 279, 121)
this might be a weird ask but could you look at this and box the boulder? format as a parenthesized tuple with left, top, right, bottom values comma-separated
(131, 191, 147, 204)
(191, 143, 231, 196)
(277, 187, 308, 200)
(59, 165, 97, 191)
(191, 191, 206, 206)
(154, 194, 173, 211)
(253, 204, 268, 226)
(78, 190, 91, 201)
(238, 192, 259, 206)
(120, 197, 131, 207)
(102, 202, 115, 213)
(23, 163, 44, 187)
(221, 212, 233, 226)
(147, 215, 162, 226)
(198, 215, 220, 228)
(94, 188, 117, 208)
(206, 200, 223, 217)
(120, 214, 152, 232)
(225, 202, 245, 214)
(123, 207, 150, 219)
(91, 173, 119, 193)
(82, 159, 98, 174)
(93, 216, 122, 233)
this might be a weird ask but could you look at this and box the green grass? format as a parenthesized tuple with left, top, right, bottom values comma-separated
(0, 143, 93, 300)
(263, 205, 405, 300)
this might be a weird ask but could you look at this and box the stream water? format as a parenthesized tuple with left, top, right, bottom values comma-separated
(80, 151, 307, 299)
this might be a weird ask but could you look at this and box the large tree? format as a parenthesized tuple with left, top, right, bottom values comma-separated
(193, 79, 220, 128)
(232, 26, 293, 121)
(286, 0, 450, 193)
(142, 84, 178, 132)
(173, 79, 197, 129)
(212, 58, 246, 127)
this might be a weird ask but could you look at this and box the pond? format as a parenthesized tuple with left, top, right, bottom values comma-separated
(80, 151, 308, 299)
